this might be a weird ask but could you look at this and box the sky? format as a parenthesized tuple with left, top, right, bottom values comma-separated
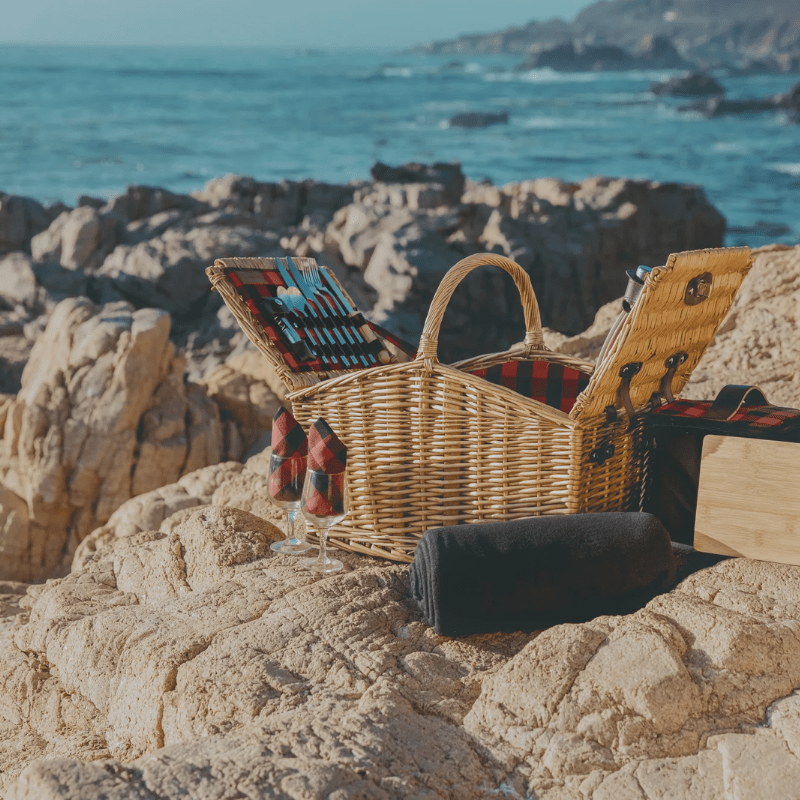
(1, 0, 595, 49)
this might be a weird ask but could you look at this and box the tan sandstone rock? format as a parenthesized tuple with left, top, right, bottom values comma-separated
(0, 297, 224, 582)
(1, 457, 800, 798)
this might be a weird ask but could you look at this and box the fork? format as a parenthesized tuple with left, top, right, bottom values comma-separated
(305, 260, 322, 290)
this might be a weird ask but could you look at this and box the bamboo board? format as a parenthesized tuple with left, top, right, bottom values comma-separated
(694, 435, 800, 564)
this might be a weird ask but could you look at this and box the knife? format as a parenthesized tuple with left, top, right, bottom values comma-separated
(285, 256, 365, 368)
(283, 257, 361, 368)
(306, 265, 376, 366)
(239, 284, 315, 363)
(273, 257, 342, 369)
(319, 267, 417, 359)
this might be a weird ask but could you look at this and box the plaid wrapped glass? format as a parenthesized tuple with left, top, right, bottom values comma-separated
(269, 407, 308, 502)
(271, 406, 308, 458)
(303, 470, 346, 518)
(268, 453, 306, 504)
(307, 418, 347, 473)
(304, 418, 347, 517)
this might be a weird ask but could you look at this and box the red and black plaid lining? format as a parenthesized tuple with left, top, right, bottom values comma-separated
(470, 361, 591, 413)
(654, 399, 800, 428)
(228, 268, 327, 373)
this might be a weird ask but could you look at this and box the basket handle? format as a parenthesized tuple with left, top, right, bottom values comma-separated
(417, 253, 545, 366)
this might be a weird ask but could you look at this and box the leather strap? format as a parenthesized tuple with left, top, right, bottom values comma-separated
(703, 384, 771, 422)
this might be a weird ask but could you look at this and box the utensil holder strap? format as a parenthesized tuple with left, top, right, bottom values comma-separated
(417, 253, 546, 365)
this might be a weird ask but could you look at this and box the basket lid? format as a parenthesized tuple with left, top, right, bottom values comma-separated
(570, 246, 753, 422)
(206, 256, 394, 392)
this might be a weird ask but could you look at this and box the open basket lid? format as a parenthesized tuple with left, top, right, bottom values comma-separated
(570, 246, 753, 423)
(206, 256, 395, 392)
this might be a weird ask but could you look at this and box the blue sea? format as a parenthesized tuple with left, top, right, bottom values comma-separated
(1, 45, 798, 247)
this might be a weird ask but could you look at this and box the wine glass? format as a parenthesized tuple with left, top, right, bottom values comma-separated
(299, 469, 348, 573)
(268, 451, 313, 554)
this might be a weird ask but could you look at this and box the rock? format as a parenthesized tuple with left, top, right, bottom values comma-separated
(685, 96, 778, 116)
(0, 336, 33, 395)
(650, 72, 725, 97)
(370, 161, 465, 206)
(0, 253, 47, 313)
(6, 468, 800, 797)
(0, 193, 49, 256)
(0, 297, 224, 582)
(97, 225, 282, 316)
(776, 82, 800, 111)
(448, 111, 509, 128)
(31, 206, 121, 271)
(518, 41, 635, 72)
(198, 350, 287, 458)
(102, 185, 209, 223)
(420, 1, 800, 76)
(192, 175, 359, 229)
(324, 171, 724, 360)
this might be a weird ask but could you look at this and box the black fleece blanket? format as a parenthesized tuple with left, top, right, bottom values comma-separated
(408, 513, 678, 637)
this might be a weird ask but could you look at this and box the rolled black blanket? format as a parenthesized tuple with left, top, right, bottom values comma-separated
(408, 513, 677, 637)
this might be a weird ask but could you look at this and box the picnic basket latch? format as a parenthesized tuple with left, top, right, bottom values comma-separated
(684, 272, 713, 306)
(658, 352, 689, 404)
(618, 361, 643, 424)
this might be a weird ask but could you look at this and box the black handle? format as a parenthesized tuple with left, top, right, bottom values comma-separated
(703, 385, 771, 421)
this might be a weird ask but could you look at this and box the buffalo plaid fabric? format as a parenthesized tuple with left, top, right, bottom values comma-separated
(306, 418, 347, 518)
(269, 406, 308, 501)
(268, 453, 306, 504)
(308, 418, 347, 472)
(272, 406, 308, 458)
(227, 268, 325, 373)
(470, 361, 591, 413)
(303, 470, 346, 518)
(653, 399, 800, 428)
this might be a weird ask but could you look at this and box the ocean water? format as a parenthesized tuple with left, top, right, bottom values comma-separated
(1, 45, 798, 247)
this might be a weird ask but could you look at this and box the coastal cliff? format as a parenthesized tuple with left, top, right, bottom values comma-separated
(417, 0, 800, 74)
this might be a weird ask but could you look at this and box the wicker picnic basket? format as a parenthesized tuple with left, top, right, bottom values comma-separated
(207, 247, 752, 562)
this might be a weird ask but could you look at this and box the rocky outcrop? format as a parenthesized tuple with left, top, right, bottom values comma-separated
(677, 81, 800, 120)
(4, 458, 800, 798)
(323, 171, 724, 361)
(0, 298, 224, 582)
(0, 194, 49, 257)
(418, 0, 800, 74)
(197, 350, 287, 460)
(448, 110, 510, 128)
(650, 71, 725, 96)
(0, 163, 726, 375)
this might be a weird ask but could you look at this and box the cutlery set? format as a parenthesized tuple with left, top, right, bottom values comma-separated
(223, 256, 413, 372)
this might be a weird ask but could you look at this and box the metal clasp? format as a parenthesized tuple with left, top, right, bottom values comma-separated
(684, 272, 713, 306)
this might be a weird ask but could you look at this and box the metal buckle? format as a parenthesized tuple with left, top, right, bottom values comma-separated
(684, 272, 713, 306)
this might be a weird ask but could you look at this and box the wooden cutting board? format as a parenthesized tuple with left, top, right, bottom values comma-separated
(694, 435, 800, 564)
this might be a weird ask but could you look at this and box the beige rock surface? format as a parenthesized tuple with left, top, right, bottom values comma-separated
(198, 350, 287, 459)
(2, 456, 800, 798)
(0, 297, 224, 582)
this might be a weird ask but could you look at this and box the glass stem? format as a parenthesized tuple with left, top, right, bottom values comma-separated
(317, 525, 329, 566)
(286, 508, 298, 544)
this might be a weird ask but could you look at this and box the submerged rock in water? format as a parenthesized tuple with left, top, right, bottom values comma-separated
(448, 110, 510, 128)
(650, 71, 725, 97)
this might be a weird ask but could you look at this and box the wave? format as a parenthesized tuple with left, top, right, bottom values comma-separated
(770, 163, 800, 176)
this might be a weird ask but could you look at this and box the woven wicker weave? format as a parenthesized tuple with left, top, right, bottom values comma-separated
(208, 248, 752, 563)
